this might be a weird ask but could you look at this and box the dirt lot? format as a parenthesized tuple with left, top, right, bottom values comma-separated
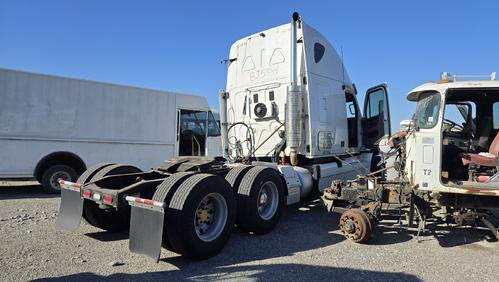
(0, 181, 498, 282)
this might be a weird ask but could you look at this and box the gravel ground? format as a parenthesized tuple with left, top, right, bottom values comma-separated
(0, 181, 498, 282)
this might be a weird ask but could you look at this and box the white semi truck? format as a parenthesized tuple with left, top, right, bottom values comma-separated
(0, 68, 221, 193)
(57, 12, 392, 260)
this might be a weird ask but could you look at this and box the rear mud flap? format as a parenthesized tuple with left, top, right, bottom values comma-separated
(128, 200, 165, 262)
(56, 188, 84, 231)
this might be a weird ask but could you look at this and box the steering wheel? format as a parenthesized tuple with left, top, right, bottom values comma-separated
(443, 119, 465, 132)
(226, 122, 254, 162)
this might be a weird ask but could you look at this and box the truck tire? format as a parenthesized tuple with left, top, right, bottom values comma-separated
(166, 174, 236, 259)
(151, 172, 195, 252)
(236, 166, 285, 234)
(82, 164, 141, 232)
(77, 163, 115, 184)
(77, 163, 115, 226)
(224, 165, 253, 192)
(41, 165, 79, 194)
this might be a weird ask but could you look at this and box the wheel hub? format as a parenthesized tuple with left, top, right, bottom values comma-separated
(50, 171, 71, 189)
(343, 220, 356, 234)
(259, 191, 268, 206)
(256, 181, 279, 220)
(194, 193, 228, 242)
(339, 209, 372, 243)
(196, 199, 213, 225)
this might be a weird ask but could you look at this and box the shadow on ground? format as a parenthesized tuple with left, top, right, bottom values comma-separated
(84, 230, 130, 242)
(82, 199, 497, 269)
(365, 213, 498, 248)
(0, 182, 59, 200)
(33, 263, 422, 282)
(30, 199, 496, 281)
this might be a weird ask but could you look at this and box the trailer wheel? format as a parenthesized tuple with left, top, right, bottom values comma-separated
(339, 209, 372, 243)
(151, 172, 195, 252)
(166, 174, 236, 259)
(236, 167, 285, 234)
(83, 164, 142, 232)
(224, 165, 253, 192)
(41, 165, 78, 194)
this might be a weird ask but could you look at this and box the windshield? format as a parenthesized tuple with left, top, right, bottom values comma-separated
(414, 91, 441, 129)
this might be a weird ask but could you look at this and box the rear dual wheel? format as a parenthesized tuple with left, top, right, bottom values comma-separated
(151, 172, 195, 252)
(81, 164, 142, 232)
(155, 173, 236, 260)
(228, 166, 285, 235)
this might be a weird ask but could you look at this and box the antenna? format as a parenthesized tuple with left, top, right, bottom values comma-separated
(341, 46, 345, 87)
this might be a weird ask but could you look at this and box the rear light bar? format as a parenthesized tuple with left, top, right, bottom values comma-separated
(125, 196, 165, 208)
(59, 180, 115, 204)
(59, 180, 81, 192)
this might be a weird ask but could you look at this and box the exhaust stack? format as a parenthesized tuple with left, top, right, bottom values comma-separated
(286, 12, 301, 166)
(219, 90, 229, 159)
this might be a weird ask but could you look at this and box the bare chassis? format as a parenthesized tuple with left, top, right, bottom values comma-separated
(321, 174, 499, 242)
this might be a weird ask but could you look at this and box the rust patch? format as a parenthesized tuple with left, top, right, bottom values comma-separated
(462, 189, 497, 196)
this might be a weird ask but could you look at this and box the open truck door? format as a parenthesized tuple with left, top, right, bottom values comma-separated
(363, 84, 391, 148)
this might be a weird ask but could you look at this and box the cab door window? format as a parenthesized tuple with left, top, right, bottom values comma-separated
(363, 84, 390, 148)
(365, 89, 384, 119)
(178, 110, 207, 156)
(414, 92, 440, 129)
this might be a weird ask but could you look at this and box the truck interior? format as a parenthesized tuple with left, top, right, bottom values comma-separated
(440, 88, 499, 186)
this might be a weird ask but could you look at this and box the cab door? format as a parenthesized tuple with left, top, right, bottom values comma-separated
(176, 109, 207, 156)
(362, 84, 391, 148)
(206, 111, 222, 157)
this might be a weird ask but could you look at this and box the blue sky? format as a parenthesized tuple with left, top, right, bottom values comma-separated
(1, 0, 498, 128)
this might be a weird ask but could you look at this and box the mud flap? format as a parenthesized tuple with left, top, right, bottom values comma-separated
(127, 197, 165, 262)
(56, 185, 84, 231)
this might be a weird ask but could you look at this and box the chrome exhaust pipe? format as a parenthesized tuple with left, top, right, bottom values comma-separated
(286, 12, 301, 166)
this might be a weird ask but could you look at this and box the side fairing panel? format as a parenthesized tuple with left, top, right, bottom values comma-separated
(302, 24, 351, 157)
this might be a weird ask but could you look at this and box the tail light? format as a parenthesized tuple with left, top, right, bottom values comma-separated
(103, 195, 113, 204)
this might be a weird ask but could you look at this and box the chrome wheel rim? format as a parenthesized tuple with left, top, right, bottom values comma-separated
(50, 171, 71, 190)
(194, 193, 228, 242)
(257, 181, 279, 220)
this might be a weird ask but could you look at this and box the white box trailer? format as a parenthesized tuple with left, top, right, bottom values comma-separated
(0, 68, 221, 193)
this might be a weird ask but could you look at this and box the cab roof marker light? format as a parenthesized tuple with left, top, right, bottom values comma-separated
(440, 71, 496, 82)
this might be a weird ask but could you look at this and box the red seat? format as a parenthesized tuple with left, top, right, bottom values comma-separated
(462, 133, 499, 167)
